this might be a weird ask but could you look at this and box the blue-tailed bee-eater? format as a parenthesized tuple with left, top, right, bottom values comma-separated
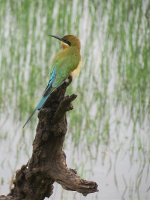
(23, 35, 81, 128)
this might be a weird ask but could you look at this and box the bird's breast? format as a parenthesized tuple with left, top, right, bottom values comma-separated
(70, 60, 81, 78)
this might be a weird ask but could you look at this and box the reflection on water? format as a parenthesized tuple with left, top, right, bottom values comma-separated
(0, 0, 150, 199)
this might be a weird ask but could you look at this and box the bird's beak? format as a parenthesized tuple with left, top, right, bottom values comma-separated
(49, 34, 71, 46)
(49, 35, 62, 41)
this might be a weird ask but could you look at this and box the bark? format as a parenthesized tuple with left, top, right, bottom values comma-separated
(0, 79, 98, 200)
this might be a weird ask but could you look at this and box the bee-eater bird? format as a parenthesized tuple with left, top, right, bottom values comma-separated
(23, 34, 81, 128)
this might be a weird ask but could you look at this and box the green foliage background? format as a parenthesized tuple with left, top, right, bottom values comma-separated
(0, 0, 150, 199)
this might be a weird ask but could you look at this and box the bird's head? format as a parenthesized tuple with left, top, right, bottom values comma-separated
(50, 34, 80, 49)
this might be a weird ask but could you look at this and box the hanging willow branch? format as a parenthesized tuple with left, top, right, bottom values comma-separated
(0, 78, 98, 200)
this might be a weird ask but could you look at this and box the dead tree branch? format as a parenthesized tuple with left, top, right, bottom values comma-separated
(0, 79, 98, 200)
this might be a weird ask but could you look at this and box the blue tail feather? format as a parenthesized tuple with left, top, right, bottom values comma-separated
(23, 92, 51, 128)
(23, 108, 36, 128)
(36, 93, 51, 110)
(23, 68, 56, 128)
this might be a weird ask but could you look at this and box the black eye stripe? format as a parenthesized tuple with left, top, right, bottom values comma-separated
(62, 39, 71, 46)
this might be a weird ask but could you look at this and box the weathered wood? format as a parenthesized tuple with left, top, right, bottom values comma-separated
(0, 79, 98, 200)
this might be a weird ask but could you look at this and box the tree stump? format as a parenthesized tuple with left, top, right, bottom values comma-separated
(0, 79, 98, 200)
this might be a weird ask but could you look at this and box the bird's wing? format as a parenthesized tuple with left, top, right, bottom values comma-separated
(36, 67, 56, 110)
(42, 68, 57, 97)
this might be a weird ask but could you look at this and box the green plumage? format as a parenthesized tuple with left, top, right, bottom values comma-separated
(23, 35, 81, 128)
(52, 46, 80, 87)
